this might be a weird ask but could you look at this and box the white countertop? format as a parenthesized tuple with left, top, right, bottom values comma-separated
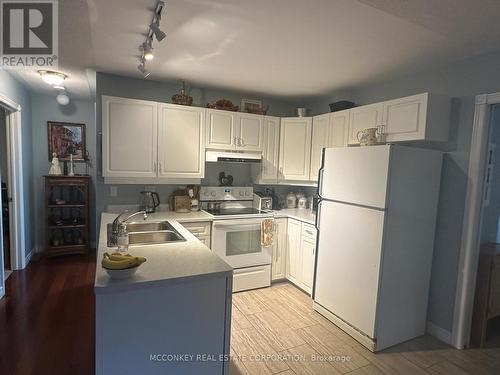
(273, 208, 316, 225)
(94, 212, 231, 293)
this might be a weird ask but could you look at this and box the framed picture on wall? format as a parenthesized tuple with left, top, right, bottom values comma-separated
(47, 122, 86, 161)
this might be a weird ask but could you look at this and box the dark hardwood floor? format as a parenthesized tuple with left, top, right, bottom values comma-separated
(0, 252, 96, 375)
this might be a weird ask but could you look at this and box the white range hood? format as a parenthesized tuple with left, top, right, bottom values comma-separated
(205, 150, 262, 163)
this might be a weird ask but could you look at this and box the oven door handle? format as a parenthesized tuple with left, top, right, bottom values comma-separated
(213, 220, 264, 228)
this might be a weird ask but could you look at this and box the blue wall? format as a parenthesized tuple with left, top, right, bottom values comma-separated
(30, 94, 96, 249)
(0, 70, 34, 263)
(306, 50, 500, 334)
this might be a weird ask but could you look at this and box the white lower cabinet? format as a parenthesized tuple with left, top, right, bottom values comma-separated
(181, 221, 211, 249)
(271, 218, 287, 281)
(286, 218, 316, 294)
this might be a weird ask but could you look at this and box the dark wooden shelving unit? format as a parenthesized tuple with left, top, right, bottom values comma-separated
(44, 175, 90, 256)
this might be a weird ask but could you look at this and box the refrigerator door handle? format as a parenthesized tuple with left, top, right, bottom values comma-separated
(315, 200, 322, 231)
(317, 148, 326, 198)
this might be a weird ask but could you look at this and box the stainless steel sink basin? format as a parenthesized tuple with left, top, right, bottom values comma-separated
(107, 221, 186, 247)
(125, 221, 171, 232)
(128, 230, 185, 245)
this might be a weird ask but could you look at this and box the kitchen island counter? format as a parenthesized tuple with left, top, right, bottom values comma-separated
(95, 212, 232, 375)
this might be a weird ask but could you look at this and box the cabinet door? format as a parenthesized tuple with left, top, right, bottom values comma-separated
(310, 114, 331, 182)
(102, 96, 157, 177)
(348, 103, 383, 145)
(286, 219, 302, 283)
(272, 218, 288, 281)
(279, 118, 312, 181)
(300, 236, 316, 293)
(157, 104, 205, 179)
(382, 93, 428, 142)
(260, 116, 280, 183)
(236, 113, 263, 151)
(329, 110, 349, 147)
(206, 109, 235, 149)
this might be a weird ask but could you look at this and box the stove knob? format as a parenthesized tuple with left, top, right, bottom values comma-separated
(238, 191, 244, 197)
(211, 191, 216, 197)
(203, 191, 209, 196)
(245, 191, 250, 196)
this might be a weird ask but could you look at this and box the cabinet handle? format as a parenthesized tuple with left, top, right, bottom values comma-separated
(159, 162, 162, 173)
(240, 137, 245, 146)
(153, 161, 157, 172)
(305, 229, 314, 235)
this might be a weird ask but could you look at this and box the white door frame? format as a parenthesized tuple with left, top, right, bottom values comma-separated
(0, 93, 26, 298)
(452, 92, 500, 348)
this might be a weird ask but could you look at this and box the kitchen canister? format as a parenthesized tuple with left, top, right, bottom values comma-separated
(298, 196, 308, 209)
(357, 127, 379, 146)
(286, 192, 297, 208)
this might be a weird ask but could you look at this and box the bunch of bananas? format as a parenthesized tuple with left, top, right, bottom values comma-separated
(102, 252, 147, 270)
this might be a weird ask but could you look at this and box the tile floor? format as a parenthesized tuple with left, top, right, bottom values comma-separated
(229, 282, 500, 375)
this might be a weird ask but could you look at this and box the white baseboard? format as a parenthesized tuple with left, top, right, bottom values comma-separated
(426, 321, 452, 345)
(25, 247, 35, 266)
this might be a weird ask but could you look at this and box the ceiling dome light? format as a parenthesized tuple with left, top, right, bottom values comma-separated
(38, 70, 67, 86)
(142, 42, 154, 60)
(56, 93, 70, 106)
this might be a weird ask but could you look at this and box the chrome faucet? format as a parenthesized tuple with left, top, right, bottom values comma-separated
(112, 210, 148, 235)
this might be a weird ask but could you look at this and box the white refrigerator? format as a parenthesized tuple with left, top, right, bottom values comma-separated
(312, 145, 442, 351)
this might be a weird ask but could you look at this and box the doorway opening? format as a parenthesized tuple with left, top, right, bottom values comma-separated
(0, 107, 12, 281)
(0, 93, 26, 299)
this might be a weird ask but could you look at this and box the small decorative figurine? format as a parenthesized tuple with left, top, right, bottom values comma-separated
(68, 154, 75, 176)
(48, 153, 62, 175)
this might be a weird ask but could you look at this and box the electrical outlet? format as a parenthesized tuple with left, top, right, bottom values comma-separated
(110, 186, 118, 197)
(144, 185, 156, 192)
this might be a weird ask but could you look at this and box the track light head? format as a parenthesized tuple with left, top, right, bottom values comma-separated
(150, 21, 166, 42)
(142, 41, 154, 60)
(137, 62, 150, 78)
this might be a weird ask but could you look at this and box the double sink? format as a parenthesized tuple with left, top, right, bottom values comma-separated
(107, 220, 186, 247)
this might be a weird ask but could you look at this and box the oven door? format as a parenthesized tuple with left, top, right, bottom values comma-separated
(212, 218, 272, 268)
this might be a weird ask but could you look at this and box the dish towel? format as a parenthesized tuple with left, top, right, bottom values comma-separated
(261, 218, 274, 247)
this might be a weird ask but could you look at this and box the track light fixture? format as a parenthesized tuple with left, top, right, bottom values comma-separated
(137, 59, 151, 78)
(150, 20, 166, 42)
(136, 1, 166, 78)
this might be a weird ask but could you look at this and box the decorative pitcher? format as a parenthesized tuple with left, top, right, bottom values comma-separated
(357, 127, 379, 146)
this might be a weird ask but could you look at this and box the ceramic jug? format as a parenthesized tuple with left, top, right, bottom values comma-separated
(357, 127, 379, 146)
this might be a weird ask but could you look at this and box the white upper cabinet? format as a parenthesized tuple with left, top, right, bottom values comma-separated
(279, 117, 312, 181)
(102, 96, 158, 178)
(157, 104, 205, 179)
(348, 93, 450, 144)
(329, 110, 350, 147)
(382, 93, 449, 142)
(257, 116, 280, 183)
(310, 114, 331, 182)
(310, 110, 349, 181)
(205, 109, 264, 151)
(348, 102, 384, 145)
(236, 113, 263, 151)
(206, 109, 235, 149)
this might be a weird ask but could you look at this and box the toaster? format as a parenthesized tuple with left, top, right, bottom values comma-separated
(253, 193, 273, 211)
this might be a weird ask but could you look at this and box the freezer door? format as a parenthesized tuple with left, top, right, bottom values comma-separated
(314, 200, 385, 338)
(319, 146, 391, 209)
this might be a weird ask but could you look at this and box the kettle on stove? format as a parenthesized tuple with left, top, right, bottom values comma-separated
(140, 191, 160, 213)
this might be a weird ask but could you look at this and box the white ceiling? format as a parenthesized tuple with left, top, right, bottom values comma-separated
(8, 0, 500, 100)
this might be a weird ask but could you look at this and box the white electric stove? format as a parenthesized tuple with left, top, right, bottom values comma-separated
(200, 186, 273, 292)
